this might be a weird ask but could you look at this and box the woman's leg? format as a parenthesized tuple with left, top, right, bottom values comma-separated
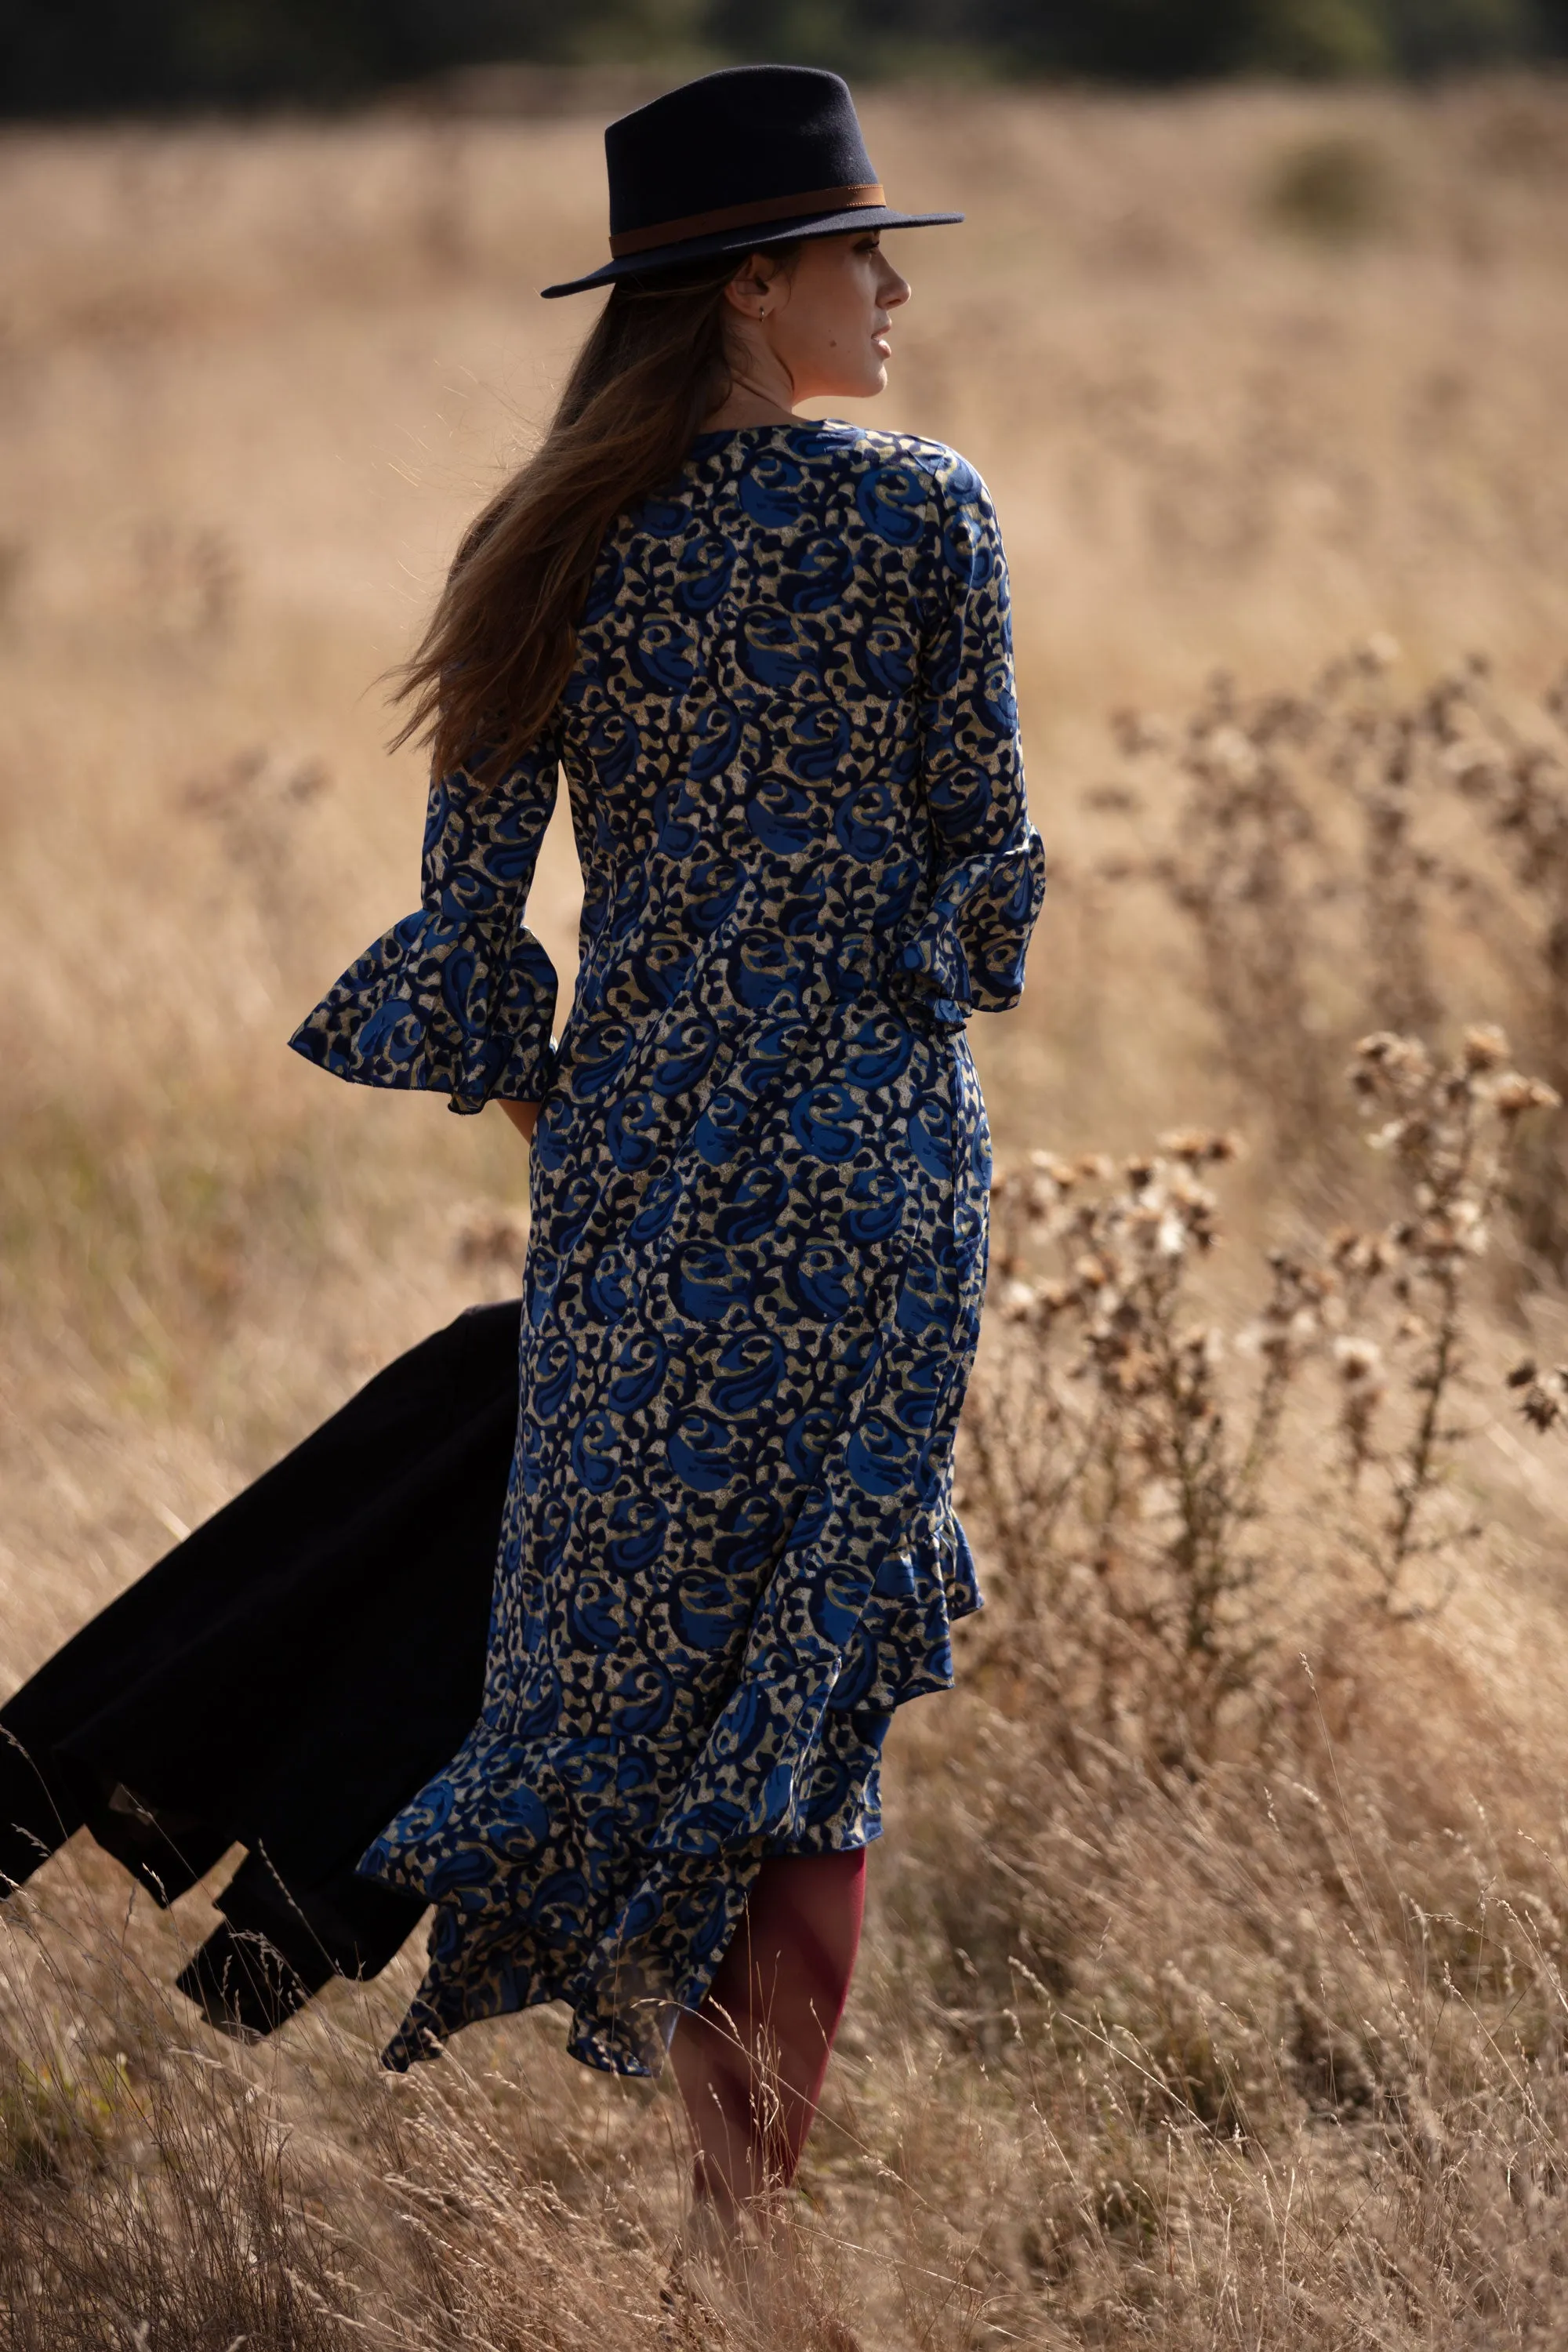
(670, 1847, 867, 2226)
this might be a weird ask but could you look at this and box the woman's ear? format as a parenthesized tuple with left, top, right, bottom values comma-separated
(724, 252, 779, 320)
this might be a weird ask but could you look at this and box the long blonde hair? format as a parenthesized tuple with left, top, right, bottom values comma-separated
(391, 249, 794, 783)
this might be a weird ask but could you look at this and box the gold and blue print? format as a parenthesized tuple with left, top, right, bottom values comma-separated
(290, 421, 1046, 2075)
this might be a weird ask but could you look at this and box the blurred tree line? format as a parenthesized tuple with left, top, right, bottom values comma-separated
(3, 0, 1566, 113)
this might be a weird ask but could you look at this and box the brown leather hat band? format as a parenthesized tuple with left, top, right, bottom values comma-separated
(608, 181, 886, 259)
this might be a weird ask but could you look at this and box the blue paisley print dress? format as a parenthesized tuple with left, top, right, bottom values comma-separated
(289, 419, 1046, 2077)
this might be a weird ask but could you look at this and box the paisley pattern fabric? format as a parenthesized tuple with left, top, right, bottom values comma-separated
(289, 420, 1046, 2076)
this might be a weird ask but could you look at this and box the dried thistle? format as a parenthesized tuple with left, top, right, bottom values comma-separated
(1097, 648, 1568, 1258)
(963, 1026, 1557, 1770)
(1345, 1025, 1556, 1605)
(1508, 1357, 1568, 1433)
(964, 1131, 1323, 1769)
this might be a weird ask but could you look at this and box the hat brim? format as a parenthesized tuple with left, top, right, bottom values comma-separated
(539, 205, 964, 299)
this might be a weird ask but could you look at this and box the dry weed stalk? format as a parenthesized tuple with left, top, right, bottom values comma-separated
(1105, 674, 1338, 1163)
(971, 1125, 1272, 1769)
(964, 1026, 1558, 1767)
(1347, 1025, 1558, 1602)
(1102, 647, 1568, 1254)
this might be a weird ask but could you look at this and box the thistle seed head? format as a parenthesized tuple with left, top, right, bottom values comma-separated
(1461, 1024, 1509, 1073)
(1512, 1363, 1568, 1432)
(1492, 1073, 1562, 1119)
(1334, 1336, 1385, 1388)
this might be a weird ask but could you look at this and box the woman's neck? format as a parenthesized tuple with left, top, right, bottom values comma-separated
(702, 387, 797, 430)
(702, 354, 797, 432)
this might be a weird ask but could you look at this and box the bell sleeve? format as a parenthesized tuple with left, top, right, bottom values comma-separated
(887, 456, 1047, 1036)
(289, 725, 564, 1116)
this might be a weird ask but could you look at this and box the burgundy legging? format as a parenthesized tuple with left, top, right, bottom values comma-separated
(670, 1847, 866, 2214)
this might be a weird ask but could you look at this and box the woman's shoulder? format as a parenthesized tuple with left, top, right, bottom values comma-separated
(692, 420, 991, 516)
(784, 419, 989, 504)
(685, 423, 997, 578)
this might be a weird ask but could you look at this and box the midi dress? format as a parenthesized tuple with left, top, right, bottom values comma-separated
(289, 418, 1047, 2077)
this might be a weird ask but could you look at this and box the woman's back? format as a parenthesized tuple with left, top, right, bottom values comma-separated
(351, 418, 1040, 1142)
(563, 422, 1008, 996)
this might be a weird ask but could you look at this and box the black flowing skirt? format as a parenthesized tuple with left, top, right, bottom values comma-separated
(0, 1302, 519, 2034)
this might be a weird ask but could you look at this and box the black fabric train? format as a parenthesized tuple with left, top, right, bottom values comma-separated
(0, 1304, 518, 2034)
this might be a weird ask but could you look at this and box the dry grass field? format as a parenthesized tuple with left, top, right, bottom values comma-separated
(8, 71, 1568, 2347)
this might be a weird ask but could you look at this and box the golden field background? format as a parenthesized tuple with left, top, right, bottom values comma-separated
(7, 75, 1568, 2347)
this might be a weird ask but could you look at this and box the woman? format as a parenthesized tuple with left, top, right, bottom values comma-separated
(5, 63, 1045, 2233)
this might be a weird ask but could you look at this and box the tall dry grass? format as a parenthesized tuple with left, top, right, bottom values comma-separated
(7, 74, 1568, 2347)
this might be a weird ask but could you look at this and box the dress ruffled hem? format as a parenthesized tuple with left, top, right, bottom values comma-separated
(376, 1840, 767, 2076)
(358, 1517, 979, 2077)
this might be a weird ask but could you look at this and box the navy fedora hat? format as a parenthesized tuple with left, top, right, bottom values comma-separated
(541, 64, 962, 299)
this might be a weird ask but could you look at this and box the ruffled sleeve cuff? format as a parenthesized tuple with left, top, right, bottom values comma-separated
(885, 927, 974, 1037)
(288, 906, 559, 1116)
(886, 825, 1047, 1036)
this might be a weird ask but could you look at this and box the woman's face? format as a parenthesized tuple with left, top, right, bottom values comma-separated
(731, 231, 912, 402)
